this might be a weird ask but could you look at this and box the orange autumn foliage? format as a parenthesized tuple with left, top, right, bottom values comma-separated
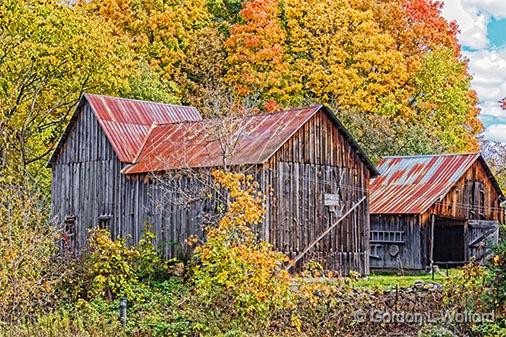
(225, 0, 481, 154)
(225, 0, 294, 108)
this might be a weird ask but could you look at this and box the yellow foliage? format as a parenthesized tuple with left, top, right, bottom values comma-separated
(0, 183, 58, 323)
(0, 0, 133, 185)
(82, 226, 165, 302)
(192, 170, 292, 329)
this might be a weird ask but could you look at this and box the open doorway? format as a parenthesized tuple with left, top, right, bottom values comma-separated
(433, 218, 465, 266)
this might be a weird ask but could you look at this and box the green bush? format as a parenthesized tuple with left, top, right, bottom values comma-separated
(484, 239, 506, 317)
(83, 226, 183, 302)
(83, 228, 145, 301)
(476, 239, 506, 335)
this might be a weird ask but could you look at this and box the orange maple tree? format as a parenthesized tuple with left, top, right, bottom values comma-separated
(224, 0, 481, 154)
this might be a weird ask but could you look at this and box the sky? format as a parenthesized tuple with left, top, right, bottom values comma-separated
(441, 0, 506, 143)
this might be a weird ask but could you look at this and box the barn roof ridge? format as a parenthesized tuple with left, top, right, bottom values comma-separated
(83, 93, 192, 109)
(382, 152, 479, 159)
(134, 104, 325, 127)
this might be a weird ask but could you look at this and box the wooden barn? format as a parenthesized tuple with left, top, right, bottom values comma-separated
(49, 94, 377, 275)
(369, 153, 505, 271)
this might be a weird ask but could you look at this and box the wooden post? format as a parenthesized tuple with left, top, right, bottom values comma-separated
(429, 214, 435, 271)
(463, 219, 469, 263)
(119, 297, 127, 327)
(286, 196, 367, 270)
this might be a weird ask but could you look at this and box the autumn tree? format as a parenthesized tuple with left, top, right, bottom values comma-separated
(225, 0, 293, 110)
(371, 0, 480, 152)
(206, 0, 246, 25)
(177, 25, 229, 110)
(410, 47, 481, 152)
(192, 171, 291, 331)
(0, 0, 134, 185)
(481, 137, 506, 190)
(224, 0, 481, 157)
(0, 182, 58, 323)
(79, 0, 224, 108)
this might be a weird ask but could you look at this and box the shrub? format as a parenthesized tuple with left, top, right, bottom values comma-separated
(476, 239, 506, 335)
(83, 228, 143, 301)
(442, 263, 488, 314)
(0, 183, 58, 323)
(191, 170, 292, 333)
(484, 239, 506, 317)
(81, 226, 172, 302)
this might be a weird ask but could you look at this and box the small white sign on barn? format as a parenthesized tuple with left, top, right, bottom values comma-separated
(324, 193, 343, 218)
(324, 193, 341, 206)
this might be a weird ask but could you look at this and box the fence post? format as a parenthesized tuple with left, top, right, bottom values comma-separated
(119, 297, 127, 327)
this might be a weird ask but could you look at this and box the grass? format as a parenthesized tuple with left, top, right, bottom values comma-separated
(355, 269, 460, 289)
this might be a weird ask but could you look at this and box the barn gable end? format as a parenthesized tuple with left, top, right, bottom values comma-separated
(262, 109, 372, 274)
(51, 101, 130, 250)
(50, 95, 202, 250)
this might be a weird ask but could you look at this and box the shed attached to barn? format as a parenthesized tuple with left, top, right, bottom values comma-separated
(49, 94, 377, 275)
(369, 153, 505, 271)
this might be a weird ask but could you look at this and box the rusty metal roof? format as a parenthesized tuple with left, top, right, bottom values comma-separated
(369, 153, 497, 214)
(48, 94, 202, 165)
(122, 106, 321, 174)
(49, 95, 377, 175)
(86, 94, 202, 162)
(122, 105, 377, 175)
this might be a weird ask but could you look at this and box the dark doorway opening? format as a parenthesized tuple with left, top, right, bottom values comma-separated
(433, 218, 465, 266)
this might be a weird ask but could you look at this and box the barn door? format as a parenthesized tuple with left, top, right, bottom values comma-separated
(465, 220, 500, 262)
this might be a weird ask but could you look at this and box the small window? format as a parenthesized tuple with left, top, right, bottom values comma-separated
(63, 215, 76, 251)
(98, 214, 112, 230)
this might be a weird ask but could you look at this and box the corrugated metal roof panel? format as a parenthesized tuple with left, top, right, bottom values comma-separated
(369, 153, 481, 214)
(84, 94, 202, 162)
(122, 106, 321, 174)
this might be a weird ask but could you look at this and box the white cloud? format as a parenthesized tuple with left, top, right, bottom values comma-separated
(441, 1, 489, 49)
(441, 1, 506, 142)
(462, 0, 506, 18)
(483, 124, 506, 142)
(464, 49, 506, 118)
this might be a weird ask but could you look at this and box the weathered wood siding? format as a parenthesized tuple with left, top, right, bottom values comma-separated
(424, 159, 504, 223)
(369, 214, 422, 270)
(52, 106, 371, 275)
(263, 110, 370, 275)
(51, 103, 152, 249)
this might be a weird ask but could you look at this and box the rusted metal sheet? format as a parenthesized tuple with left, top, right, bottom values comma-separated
(122, 106, 322, 174)
(85, 94, 202, 162)
(370, 153, 481, 214)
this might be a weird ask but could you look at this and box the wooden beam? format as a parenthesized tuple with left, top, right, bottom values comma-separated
(286, 195, 367, 270)
(429, 214, 435, 268)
